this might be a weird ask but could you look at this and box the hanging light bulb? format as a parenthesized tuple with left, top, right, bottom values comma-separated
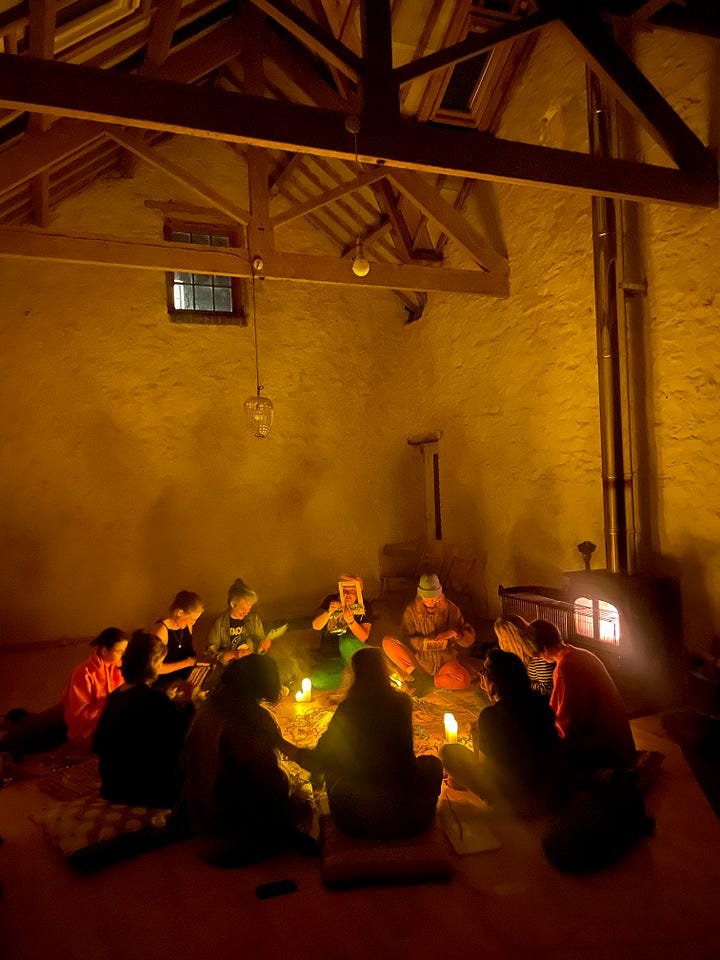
(345, 116, 371, 278)
(244, 256, 274, 439)
(352, 237, 370, 277)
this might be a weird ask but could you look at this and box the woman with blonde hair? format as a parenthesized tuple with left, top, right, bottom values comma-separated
(494, 614, 555, 697)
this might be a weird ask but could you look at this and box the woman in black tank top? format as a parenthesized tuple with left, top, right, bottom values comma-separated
(152, 589, 204, 680)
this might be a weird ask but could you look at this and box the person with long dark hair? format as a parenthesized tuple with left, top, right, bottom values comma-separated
(181, 654, 316, 867)
(441, 648, 570, 817)
(293, 647, 443, 839)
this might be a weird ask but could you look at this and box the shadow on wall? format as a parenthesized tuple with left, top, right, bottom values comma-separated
(660, 543, 718, 656)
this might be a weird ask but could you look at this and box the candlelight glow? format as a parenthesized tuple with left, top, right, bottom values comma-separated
(444, 712, 458, 743)
(295, 677, 312, 702)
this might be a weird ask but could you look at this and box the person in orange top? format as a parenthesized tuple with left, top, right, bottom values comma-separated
(530, 619, 636, 776)
(63, 627, 128, 743)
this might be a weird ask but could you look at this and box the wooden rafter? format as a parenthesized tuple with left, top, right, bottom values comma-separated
(360, 0, 397, 123)
(0, 225, 509, 295)
(386, 168, 507, 275)
(0, 54, 714, 207)
(271, 167, 385, 227)
(27, 0, 57, 227)
(153, 19, 246, 84)
(371, 178, 413, 261)
(0, 119, 105, 196)
(395, 8, 554, 86)
(141, 0, 183, 75)
(261, 28, 356, 111)
(559, 7, 716, 176)
(247, 0, 362, 81)
(105, 127, 251, 224)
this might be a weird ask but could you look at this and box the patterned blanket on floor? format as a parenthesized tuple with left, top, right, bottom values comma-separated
(270, 686, 484, 757)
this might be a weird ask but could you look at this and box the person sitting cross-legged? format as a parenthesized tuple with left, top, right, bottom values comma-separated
(180, 655, 317, 867)
(310, 575, 372, 691)
(205, 578, 269, 665)
(291, 647, 443, 840)
(382, 573, 476, 695)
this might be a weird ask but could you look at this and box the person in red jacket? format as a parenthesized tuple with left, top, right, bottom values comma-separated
(63, 627, 128, 743)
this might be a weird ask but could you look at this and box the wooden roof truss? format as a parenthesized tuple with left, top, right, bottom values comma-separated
(0, 0, 715, 319)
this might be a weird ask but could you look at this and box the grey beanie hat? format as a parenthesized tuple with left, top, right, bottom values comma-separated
(417, 573, 443, 598)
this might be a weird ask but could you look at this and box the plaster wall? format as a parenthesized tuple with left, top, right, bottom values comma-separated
(390, 23, 720, 652)
(0, 139, 424, 645)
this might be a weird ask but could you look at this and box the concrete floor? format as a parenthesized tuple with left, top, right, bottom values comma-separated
(2, 616, 720, 960)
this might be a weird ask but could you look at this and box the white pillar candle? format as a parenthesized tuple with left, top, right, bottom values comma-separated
(295, 678, 312, 702)
(444, 712, 458, 743)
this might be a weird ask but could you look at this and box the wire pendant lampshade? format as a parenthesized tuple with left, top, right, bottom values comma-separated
(244, 256, 274, 439)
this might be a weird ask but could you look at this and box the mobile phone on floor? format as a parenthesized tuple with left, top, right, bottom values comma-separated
(255, 878, 298, 900)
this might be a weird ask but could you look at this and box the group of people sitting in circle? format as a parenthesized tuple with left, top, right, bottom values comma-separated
(2, 570, 639, 868)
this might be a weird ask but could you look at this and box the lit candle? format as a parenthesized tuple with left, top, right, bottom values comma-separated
(444, 712, 458, 744)
(295, 678, 312, 702)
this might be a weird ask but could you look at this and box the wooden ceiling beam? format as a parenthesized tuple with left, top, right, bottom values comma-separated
(0, 118, 105, 195)
(27, 0, 57, 226)
(559, 7, 717, 176)
(0, 54, 715, 207)
(105, 127, 251, 224)
(247, 0, 362, 81)
(262, 28, 356, 111)
(371, 178, 413, 261)
(395, 8, 555, 85)
(0, 225, 508, 294)
(138, 18, 245, 83)
(360, 0, 397, 123)
(386, 168, 507, 275)
(141, 0, 183, 75)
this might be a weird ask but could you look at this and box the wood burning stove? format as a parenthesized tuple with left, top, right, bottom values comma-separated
(499, 569, 684, 711)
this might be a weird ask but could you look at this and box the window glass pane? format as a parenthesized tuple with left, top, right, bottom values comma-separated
(171, 231, 191, 243)
(175, 272, 192, 283)
(215, 274, 231, 287)
(194, 273, 212, 284)
(190, 233, 211, 245)
(194, 285, 214, 311)
(174, 282, 194, 310)
(212, 235, 230, 246)
(214, 288, 233, 312)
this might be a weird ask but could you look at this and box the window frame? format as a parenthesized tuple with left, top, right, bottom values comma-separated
(164, 218, 246, 325)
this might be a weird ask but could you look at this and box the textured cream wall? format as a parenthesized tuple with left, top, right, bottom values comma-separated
(0, 25, 718, 653)
(0, 139, 425, 644)
(390, 23, 720, 651)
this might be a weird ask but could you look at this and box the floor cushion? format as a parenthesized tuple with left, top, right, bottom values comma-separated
(33, 792, 180, 871)
(320, 816, 453, 888)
